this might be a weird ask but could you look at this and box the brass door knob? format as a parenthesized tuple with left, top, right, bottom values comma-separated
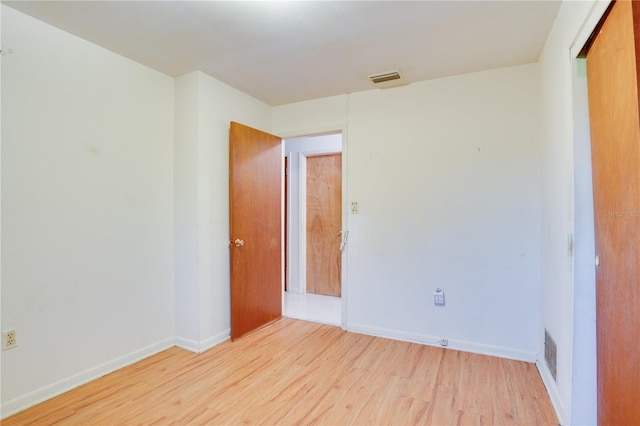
(233, 239, 244, 247)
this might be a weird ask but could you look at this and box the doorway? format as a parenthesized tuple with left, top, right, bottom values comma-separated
(282, 133, 343, 326)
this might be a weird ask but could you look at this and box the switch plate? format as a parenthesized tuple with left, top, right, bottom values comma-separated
(433, 288, 445, 306)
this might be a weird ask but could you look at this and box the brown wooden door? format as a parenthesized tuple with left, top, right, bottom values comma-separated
(229, 122, 282, 340)
(586, 1, 640, 424)
(306, 154, 342, 297)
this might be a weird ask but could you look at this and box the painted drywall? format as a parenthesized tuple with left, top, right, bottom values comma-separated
(273, 95, 348, 138)
(173, 70, 271, 352)
(274, 64, 543, 361)
(0, 4, 4, 410)
(0, 2, 604, 422)
(174, 72, 201, 345)
(1, 5, 175, 416)
(284, 134, 343, 293)
(538, 1, 603, 424)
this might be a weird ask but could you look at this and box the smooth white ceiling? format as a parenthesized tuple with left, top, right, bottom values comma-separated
(3, 1, 561, 106)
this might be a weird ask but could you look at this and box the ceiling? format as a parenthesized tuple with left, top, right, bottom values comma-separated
(3, 1, 561, 106)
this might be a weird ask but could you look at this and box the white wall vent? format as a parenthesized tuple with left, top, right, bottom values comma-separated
(544, 329, 558, 382)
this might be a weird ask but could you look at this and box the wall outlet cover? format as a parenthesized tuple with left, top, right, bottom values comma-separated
(350, 201, 359, 214)
(3, 329, 17, 350)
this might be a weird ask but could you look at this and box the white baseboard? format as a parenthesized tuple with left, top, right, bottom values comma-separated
(347, 323, 537, 362)
(200, 329, 231, 352)
(536, 358, 566, 425)
(1, 337, 174, 420)
(174, 336, 200, 352)
(174, 329, 230, 353)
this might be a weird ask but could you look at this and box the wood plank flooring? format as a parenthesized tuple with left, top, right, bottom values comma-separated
(3, 318, 558, 425)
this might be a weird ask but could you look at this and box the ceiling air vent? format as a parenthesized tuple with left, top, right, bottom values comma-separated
(368, 70, 407, 89)
(369, 70, 402, 84)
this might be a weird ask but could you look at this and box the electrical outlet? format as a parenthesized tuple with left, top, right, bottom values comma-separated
(350, 201, 359, 214)
(3, 329, 17, 350)
(433, 288, 445, 306)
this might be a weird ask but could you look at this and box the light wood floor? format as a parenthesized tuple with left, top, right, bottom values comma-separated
(3, 318, 558, 425)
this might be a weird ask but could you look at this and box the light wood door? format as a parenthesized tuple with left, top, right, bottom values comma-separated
(306, 154, 342, 297)
(586, 1, 640, 424)
(229, 122, 282, 340)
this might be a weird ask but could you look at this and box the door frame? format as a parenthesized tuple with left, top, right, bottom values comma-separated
(536, 0, 611, 422)
(282, 129, 348, 329)
(568, 1, 612, 423)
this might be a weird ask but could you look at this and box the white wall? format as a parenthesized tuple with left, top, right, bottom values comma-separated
(538, 1, 606, 424)
(284, 134, 342, 293)
(174, 73, 200, 345)
(274, 64, 543, 361)
(173, 71, 271, 352)
(1, 6, 175, 416)
(0, 3, 4, 411)
(0, 1, 608, 422)
(274, 95, 349, 138)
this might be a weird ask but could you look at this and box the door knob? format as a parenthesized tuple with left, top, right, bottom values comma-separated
(233, 239, 244, 247)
